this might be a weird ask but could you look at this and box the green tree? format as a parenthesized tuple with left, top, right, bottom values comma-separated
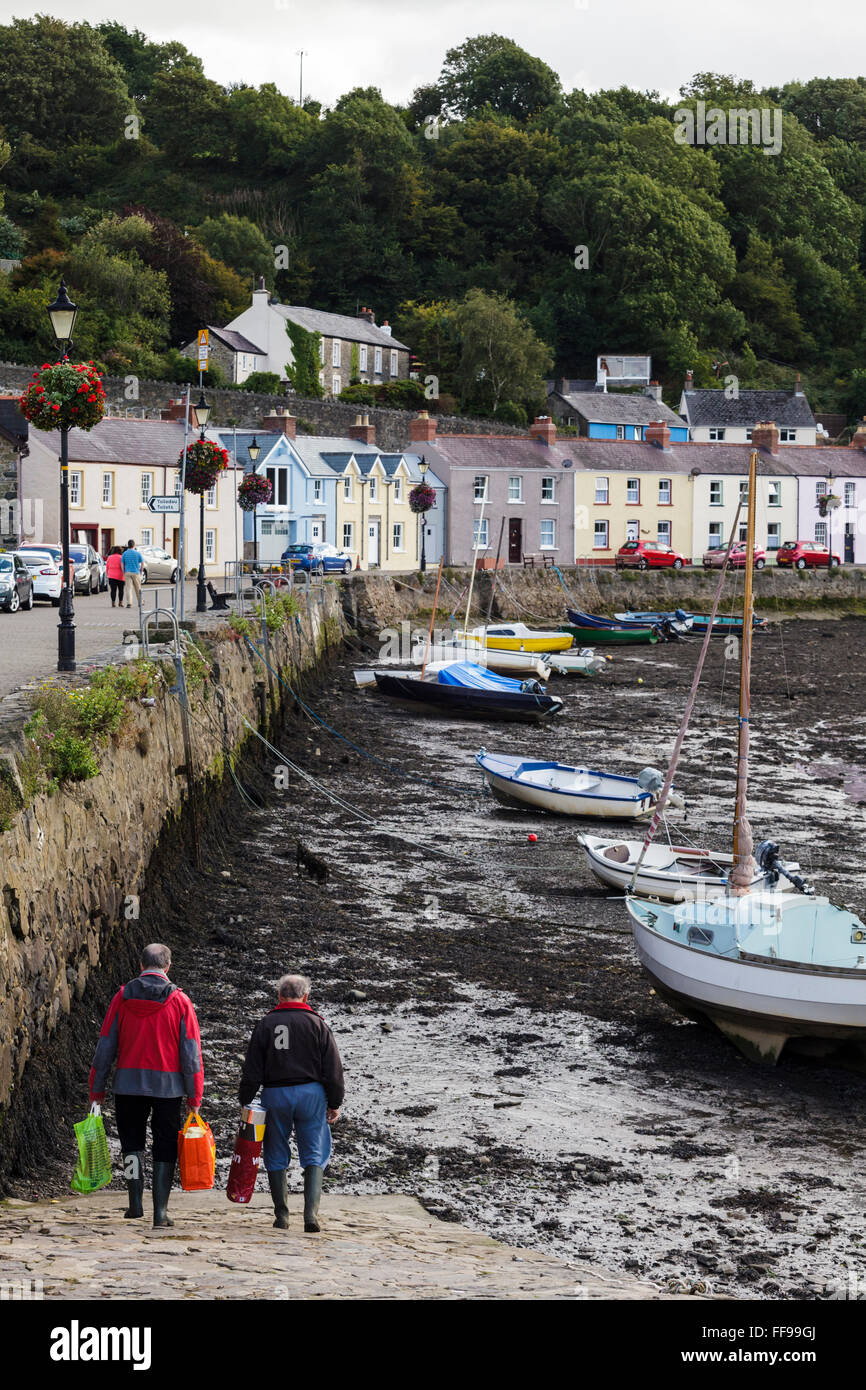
(95, 22, 199, 101)
(453, 288, 553, 413)
(195, 215, 274, 288)
(0, 17, 130, 148)
(226, 85, 312, 176)
(437, 34, 561, 120)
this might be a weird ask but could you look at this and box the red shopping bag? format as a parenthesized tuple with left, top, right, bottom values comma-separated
(177, 1110, 216, 1191)
(227, 1104, 267, 1205)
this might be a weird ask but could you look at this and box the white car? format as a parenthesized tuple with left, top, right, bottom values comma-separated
(18, 549, 62, 605)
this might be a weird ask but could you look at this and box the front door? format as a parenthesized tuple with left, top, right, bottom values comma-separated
(508, 518, 522, 563)
(73, 525, 98, 549)
(311, 518, 324, 544)
(367, 521, 380, 567)
(626, 519, 639, 542)
(100, 528, 113, 555)
(846, 524, 855, 563)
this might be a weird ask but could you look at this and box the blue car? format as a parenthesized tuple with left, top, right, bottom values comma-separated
(281, 543, 353, 575)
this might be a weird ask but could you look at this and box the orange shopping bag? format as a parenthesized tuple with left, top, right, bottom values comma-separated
(178, 1110, 216, 1191)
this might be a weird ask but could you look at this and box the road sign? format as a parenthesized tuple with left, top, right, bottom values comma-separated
(147, 495, 181, 514)
(197, 328, 209, 371)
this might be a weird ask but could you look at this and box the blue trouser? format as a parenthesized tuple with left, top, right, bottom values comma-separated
(261, 1082, 332, 1172)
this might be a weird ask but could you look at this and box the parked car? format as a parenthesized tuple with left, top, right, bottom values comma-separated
(0, 552, 34, 612)
(776, 540, 841, 570)
(69, 544, 101, 594)
(615, 539, 686, 571)
(703, 541, 766, 570)
(18, 548, 62, 605)
(139, 546, 180, 584)
(280, 542, 353, 575)
(95, 552, 108, 591)
(17, 543, 74, 590)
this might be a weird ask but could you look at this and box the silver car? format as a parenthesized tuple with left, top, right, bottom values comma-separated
(139, 546, 180, 584)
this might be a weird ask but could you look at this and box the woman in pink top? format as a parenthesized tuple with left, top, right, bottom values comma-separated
(106, 547, 125, 607)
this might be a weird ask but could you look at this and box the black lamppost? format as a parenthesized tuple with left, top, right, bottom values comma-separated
(248, 436, 261, 570)
(826, 470, 836, 576)
(418, 455, 429, 573)
(193, 392, 211, 612)
(47, 278, 78, 672)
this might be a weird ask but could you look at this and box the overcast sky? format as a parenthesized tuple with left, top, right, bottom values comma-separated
(4, 0, 865, 106)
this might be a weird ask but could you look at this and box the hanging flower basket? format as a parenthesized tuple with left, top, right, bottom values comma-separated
(409, 482, 436, 514)
(237, 472, 273, 511)
(18, 361, 106, 432)
(181, 438, 229, 495)
(817, 493, 842, 517)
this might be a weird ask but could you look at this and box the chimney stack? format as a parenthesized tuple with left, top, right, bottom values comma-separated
(161, 398, 187, 422)
(409, 409, 437, 444)
(645, 379, 663, 402)
(357, 306, 375, 325)
(850, 416, 866, 450)
(529, 415, 557, 447)
(793, 373, 803, 396)
(684, 369, 694, 391)
(555, 378, 567, 396)
(645, 419, 671, 450)
(349, 412, 376, 446)
(751, 420, 779, 456)
(260, 407, 297, 440)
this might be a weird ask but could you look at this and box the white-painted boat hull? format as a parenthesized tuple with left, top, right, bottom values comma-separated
(421, 642, 552, 678)
(580, 835, 764, 901)
(477, 754, 656, 819)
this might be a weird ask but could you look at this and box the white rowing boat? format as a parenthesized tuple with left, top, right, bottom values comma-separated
(476, 751, 673, 818)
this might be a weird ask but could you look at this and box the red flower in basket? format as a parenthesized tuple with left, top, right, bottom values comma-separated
(180, 437, 230, 495)
(237, 472, 273, 511)
(18, 361, 106, 432)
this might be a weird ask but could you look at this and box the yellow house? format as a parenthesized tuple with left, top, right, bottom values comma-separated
(332, 452, 421, 570)
(572, 433, 695, 561)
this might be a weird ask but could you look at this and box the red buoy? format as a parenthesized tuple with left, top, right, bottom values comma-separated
(528, 833, 538, 843)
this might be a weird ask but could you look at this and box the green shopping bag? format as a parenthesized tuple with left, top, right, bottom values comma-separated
(70, 1103, 113, 1194)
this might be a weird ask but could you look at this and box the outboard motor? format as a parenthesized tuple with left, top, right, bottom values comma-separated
(756, 839, 814, 895)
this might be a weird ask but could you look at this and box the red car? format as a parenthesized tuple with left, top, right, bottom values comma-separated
(615, 539, 686, 571)
(702, 541, 766, 570)
(776, 540, 841, 570)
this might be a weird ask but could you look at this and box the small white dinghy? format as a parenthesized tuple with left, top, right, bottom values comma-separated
(548, 649, 609, 677)
(579, 835, 794, 902)
(418, 639, 552, 679)
(476, 751, 674, 818)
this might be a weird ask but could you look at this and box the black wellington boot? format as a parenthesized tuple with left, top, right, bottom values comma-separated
(152, 1160, 176, 1228)
(122, 1151, 145, 1219)
(268, 1170, 290, 1229)
(303, 1165, 323, 1233)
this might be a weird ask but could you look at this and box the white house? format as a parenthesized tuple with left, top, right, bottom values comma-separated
(679, 374, 818, 445)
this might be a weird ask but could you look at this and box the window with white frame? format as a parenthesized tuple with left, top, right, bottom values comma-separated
(707, 522, 722, 549)
(745, 428, 753, 442)
(344, 476, 353, 500)
(767, 522, 781, 550)
(273, 519, 289, 535)
(738, 522, 748, 542)
(173, 472, 182, 495)
(540, 519, 556, 549)
(390, 350, 397, 376)
(102, 472, 114, 505)
(815, 521, 827, 546)
(260, 519, 273, 536)
(374, 347, 382, 374)
(595, 477, 609, 504)
(816, 480, 828, 499)
(392, 522, 403, 551)
(594, 520, 609, 549)
(780, 428, 797, 442)
(508, 475, 523, 502)
(709, 427, 726, 442)
(393, 477, 402, 502)
(658, 478, 671, 504)
(740, 480, 749, 502)
(473, 517, 489, 549)
(767, 480, 781, 506)
(313, 479, 322, 502)
(626, 478, 640, 504)
(318, 337, 325, 364)
(657, 520, 671, 545)
(541, 476, 555, 502)
(332, 340, 341, 367)
(205, 529, 216, 562)
(266, 467, 288, 507)
(141, 472, 153, 504)
(70, 471, 82, 506)
(368, 476, 378, 501)
(359, 345, 367, 372)
(206, 482, 217, 507)
(709, 479, 723, 505)
(615, 424, 625, 440)
(332, 375, 341, 396)
(140, 527, 153, 547)
(343, 522, 354, 550)
(846, 481, 856, 508)
(473, 475, 488, 502)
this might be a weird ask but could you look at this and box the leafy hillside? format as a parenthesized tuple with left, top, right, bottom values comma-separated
(2, 19, 866, 420)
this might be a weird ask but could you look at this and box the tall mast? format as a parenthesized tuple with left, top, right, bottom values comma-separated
(730, 447, 758, 893)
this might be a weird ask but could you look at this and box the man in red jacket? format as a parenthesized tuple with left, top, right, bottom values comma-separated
(90, 943, 204, 1227)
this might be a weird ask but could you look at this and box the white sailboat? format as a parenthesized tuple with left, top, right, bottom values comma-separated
(619, 447, 866, 1063)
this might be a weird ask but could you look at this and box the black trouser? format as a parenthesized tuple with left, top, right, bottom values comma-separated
(109, 577, 124, 603)
(114, 1094, 182, 1163)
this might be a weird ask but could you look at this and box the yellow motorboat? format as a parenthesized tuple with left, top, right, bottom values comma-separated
(458, 623, 573, 654)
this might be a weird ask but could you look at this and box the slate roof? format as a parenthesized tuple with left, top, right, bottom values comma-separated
(424, 436, 577, 474)
(30, 417, 240, 468)
(548, 390, 683, 428)
(567, 440, 799, 475)
(681, 389, 816, 429)
(206, 325, 267, 356)
(274, 305, 409, 352)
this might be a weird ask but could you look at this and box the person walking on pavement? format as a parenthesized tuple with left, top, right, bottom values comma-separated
(106, 546, 125, 607)
(238, 974, 344, 1233)
(89, 943, 204, 1228)
(121, 538, 143, 608)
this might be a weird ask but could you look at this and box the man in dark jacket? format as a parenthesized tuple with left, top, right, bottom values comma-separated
(239, 973, 344, 1233)
(90, 943, 204, 1228)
